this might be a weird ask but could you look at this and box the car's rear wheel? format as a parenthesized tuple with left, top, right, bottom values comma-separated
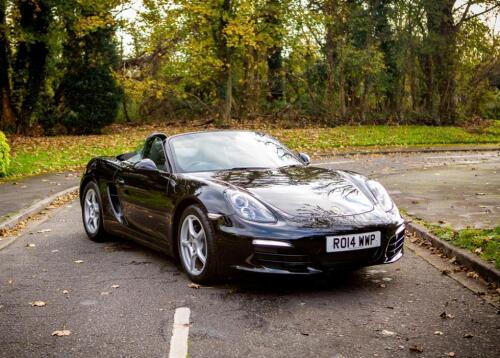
(82, 181, 107, 242)
(178, 205, 219, 283)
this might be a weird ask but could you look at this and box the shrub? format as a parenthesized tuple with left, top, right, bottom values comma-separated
(0, 131, 10, 177)
(60, 65, 122, 134)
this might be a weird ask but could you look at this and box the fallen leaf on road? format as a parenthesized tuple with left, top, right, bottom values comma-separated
(188, 283, 201, 289)
(463, 333, 473, 338)
(434, 331, 443, 335)
(382, 277, 392, 282)
(381, 330, 396, 337)
(31, 301, 46, 307)
(466, 271, 479, 279)
(440, 311, 454, 319)
(111, 284, 120, 288)
(62, 290, 69, 294)
(379, 284, 386, 288)
(441, 269, 451, 275)
(26, 243, 36, 248)
(446, 352, 455, 357)
(74, 260, 84, 264)
(52, 330, 70, 337)
(475, 192, 486, 196)
(51, 249, 59, 253)
(449, 257, 457, 264)
(37, 229, 52, 233)
(409, 345, 424, 353)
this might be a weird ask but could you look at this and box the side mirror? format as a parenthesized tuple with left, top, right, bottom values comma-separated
(298, 152, 311, 165)
(134, 158, 158, 171)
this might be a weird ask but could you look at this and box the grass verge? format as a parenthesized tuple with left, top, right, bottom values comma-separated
(2, 122, 500, 181)
(407, 213, 500, 269)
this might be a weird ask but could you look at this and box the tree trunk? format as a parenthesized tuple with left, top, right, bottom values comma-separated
(423, 0, 457, 124)
(339, 68, 346, 118)
(223, 65, 232, 123)
(214, 0, 232, 126)
(370, 0, 399, 114)
(0, 0, 15, 131)
(122, 96, 131, 122)
(12, 0, 51, 134)
(241, 49, 259, 118)
(325, 7, 336, 122)
(265, 0, 283, 102)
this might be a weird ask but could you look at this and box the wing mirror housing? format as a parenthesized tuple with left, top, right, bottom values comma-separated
(298, 152, 311, 165)
(135, 158, 158, 171)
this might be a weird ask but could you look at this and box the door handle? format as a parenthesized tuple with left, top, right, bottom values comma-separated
(116, 177, 125, 185)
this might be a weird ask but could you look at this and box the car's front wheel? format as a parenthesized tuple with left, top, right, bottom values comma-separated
(178, 205, 219, 283)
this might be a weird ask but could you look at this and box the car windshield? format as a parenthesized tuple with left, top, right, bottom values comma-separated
(169, 131, 303, 173)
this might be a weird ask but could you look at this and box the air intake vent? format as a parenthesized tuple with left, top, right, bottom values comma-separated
(107, 184, 125, 223)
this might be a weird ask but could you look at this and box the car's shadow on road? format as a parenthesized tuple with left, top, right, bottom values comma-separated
(100, 235, 393, 296)
(222, 270, 380, 295)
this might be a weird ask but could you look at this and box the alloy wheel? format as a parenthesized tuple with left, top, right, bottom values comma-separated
(83, 188, 100, 234)
(180, 215, 208, 276)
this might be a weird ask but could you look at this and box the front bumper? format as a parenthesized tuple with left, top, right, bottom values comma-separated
(213, 216, 405, 275)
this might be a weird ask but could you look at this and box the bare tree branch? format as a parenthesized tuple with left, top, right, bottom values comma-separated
(458, 3, 500, 27)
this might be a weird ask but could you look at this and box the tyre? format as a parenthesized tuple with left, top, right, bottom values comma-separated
(81, 181, 107, 242)
(178, 204, 219, 284)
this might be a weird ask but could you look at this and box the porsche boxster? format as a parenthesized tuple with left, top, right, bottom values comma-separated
(80, 130, 405, 283)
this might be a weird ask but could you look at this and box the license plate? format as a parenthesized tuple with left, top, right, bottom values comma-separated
(326, 231, 381, 253)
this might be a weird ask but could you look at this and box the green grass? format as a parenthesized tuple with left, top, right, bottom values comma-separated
(433, 226, 499, 269)
(2, 122, 499, 181)
(279, 122, 500, 152)
(410, 216, 500, 269)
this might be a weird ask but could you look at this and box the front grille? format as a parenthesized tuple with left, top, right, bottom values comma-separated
(252, 252, 312, 272)
(386, 228, 404, 260)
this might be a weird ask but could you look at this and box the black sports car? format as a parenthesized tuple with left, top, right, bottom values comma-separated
(80, 130, 405, 283)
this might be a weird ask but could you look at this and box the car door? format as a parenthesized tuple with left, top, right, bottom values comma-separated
(116, 137, 174, 244)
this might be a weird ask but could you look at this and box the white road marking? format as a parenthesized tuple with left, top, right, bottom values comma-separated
(319, 160, 356, 165)
(168, 307, 191, 358)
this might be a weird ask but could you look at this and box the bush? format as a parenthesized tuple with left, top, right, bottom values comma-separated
(60, 65, 122, 134)
(0, 131, 10, 177)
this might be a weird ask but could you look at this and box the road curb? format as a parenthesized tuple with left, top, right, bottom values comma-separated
(406, 222, 500, 286)
(0, 185, 79, 248)
(319, 145, 499, 157)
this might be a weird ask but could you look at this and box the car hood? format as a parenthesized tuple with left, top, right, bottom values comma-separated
(194, 166, 376, 219)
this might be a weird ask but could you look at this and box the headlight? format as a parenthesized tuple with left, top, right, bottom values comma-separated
(366, 180, 394, 212)
(224, 189, 276, 223)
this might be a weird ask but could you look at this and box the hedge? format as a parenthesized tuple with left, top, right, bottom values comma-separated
(0, 131, 10, 177)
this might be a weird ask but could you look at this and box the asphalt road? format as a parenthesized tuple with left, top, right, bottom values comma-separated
(1, 151, 499, 358)
(1, 204, 499, 357)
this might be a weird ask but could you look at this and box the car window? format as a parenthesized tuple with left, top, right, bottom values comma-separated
(125, 151, 142, 164)
(169, 131, 302, 173)
(144, 137, 167, 171)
